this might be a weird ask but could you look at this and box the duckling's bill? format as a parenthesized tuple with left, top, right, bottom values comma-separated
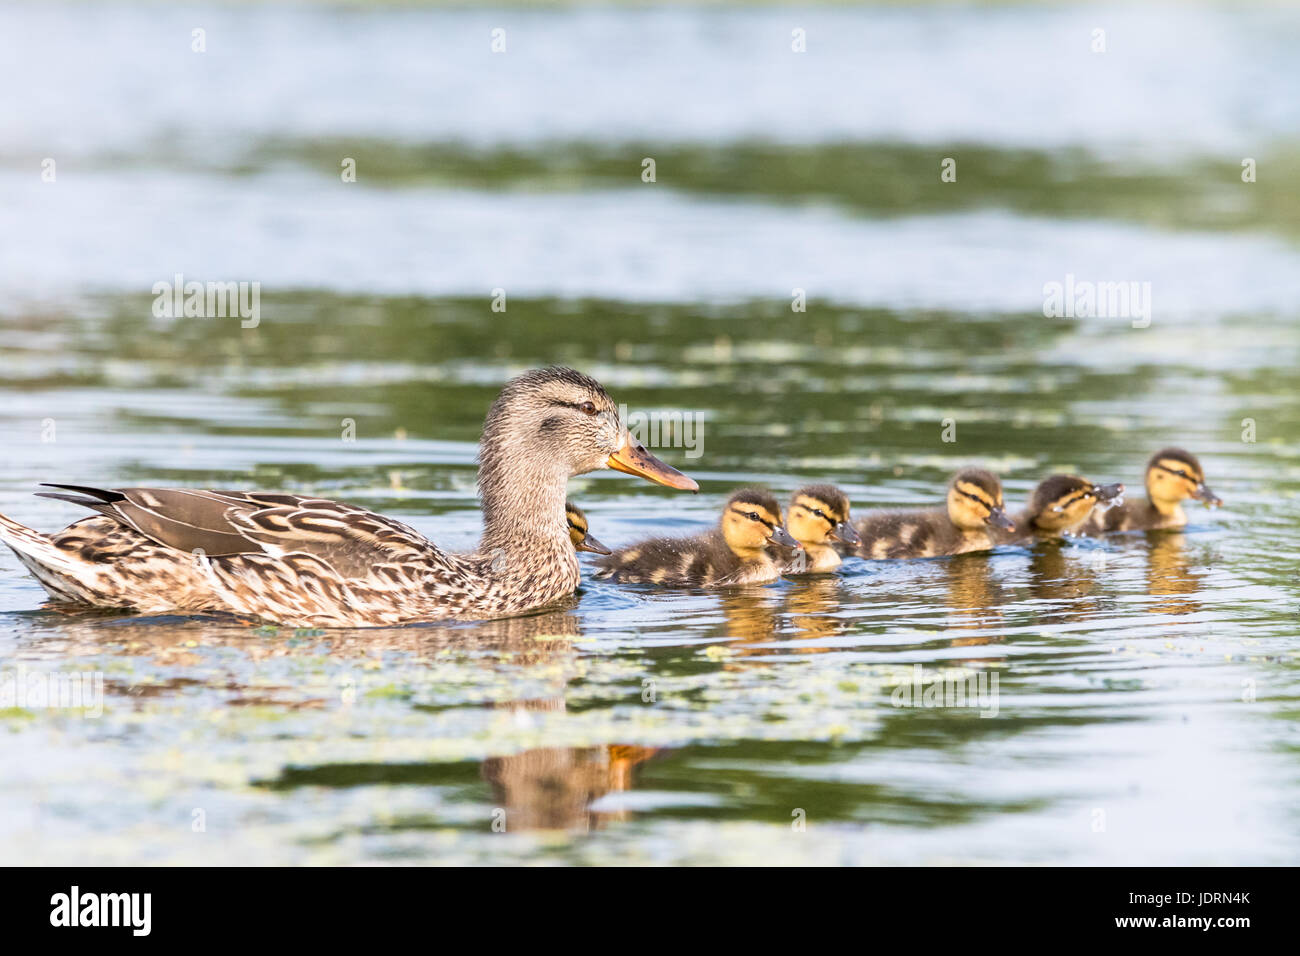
(769, 524, 802, 550)
(987, 505, 1016, 531)
(831, 519, 861, 546)
(1094, 482, 1125, 510)
(607, 439, 699, 491)
(575, 531, 612, 555)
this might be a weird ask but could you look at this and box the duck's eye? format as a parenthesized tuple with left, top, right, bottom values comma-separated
(577, 401, 598, 416)
(812, 509, 828, 520)
(746, 512, 761, 522)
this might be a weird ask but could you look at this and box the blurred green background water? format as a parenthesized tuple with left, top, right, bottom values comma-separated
(0, 1, 1298, 864)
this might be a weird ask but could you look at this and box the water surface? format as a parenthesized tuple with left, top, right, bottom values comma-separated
(1, 2, 1298, 865)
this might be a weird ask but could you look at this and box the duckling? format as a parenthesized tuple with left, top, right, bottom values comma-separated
(565, 502, 610, 555)
(853, 468, 1015, 559)
(782, 484, 861, 573)
(1000, 474, 1125, 542)
(595, 488, 800, 587)
(1081, 447, 1221, 534)
(0, 367, 697, 627)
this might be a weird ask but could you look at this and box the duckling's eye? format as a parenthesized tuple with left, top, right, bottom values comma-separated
(812, 508, 828, 520)
(746, 512, 761, 522)
(577, 401, 597, 416)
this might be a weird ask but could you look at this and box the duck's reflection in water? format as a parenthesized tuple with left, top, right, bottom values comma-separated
(713, 579, 845, 657)
(784, 575, 845, 648)
(716, 587, 782, 646)
(481, 724, 659, 833)
(1024, 540, 1104, 627)
(15, 601, 660, 834)
(1144, 532, 1202, 616)
(943, 554, 1006, 648)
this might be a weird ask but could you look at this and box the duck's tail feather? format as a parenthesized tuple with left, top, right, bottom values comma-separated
(0, 510, 96, 602)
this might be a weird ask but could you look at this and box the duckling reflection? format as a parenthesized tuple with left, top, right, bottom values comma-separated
(784, 575, 846, 647)
(942, 552, 1006, 642)
(1145, 532, 1202, 616)
(716, 588, 783, 645)
(1024, 540, 1105, 626)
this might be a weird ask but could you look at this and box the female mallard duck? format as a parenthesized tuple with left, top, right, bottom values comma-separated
(0, 368, 696, 627)
(1000, 474, 1125, 542)
(565, 502, 610, 555)
(852, 468, 1015, 559)
(1081, 447, 1221, 534)
(781, 484, 860, 573)
(594, 488, 800, 587)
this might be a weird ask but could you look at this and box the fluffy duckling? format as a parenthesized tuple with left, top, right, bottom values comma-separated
(595, 488, 800, 587)
(565, 502, 610, 554)
(782, 484, 861, 573)
(1081, 447, 1221, 534)
(1001, 474, 1125, 542)
(853, 468, 1015, 559)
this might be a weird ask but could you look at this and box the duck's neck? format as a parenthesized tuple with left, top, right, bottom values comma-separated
(479, 459, 570, 549)
(476, 448, 576, 592)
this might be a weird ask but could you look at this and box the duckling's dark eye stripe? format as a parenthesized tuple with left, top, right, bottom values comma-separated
(794, 502, 833, 523)
(731, 506, 775, 530)
(960, 490, 993, 509)
(1154, 464, 1195, 481)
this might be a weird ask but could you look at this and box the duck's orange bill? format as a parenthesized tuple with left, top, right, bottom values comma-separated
(607, 441, 699, 492)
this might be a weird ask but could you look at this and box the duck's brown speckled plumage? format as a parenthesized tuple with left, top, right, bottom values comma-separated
(0, 368, 697, 627)
(595, 488, 796, 588)
(853, 468, 1015, 559)
(1080, 447, 1220, 535)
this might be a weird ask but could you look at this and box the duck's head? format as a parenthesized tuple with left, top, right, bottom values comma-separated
(1026, 474, 1125, 532)
(721, 488, 800, 558)
(786, 484, 861, 548)
(1145, 447, 1220, 511)
(564, 502, 611, 555)
(478, 367, 697, 490)
(946, 468, 1015, 532)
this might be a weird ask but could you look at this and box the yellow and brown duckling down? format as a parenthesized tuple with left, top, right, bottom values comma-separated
(595, 488, 800, 587)
(0, 368, 697, 627)
(782, 484, 860, 573)
(1001, 474, 1125, 542)
(565, 502, 610, 555)
(1081, 447, 1220, 534)
(853, 467, 1015, 559)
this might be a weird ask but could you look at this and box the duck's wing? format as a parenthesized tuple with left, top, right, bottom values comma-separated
(37, 485, 436, 578)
